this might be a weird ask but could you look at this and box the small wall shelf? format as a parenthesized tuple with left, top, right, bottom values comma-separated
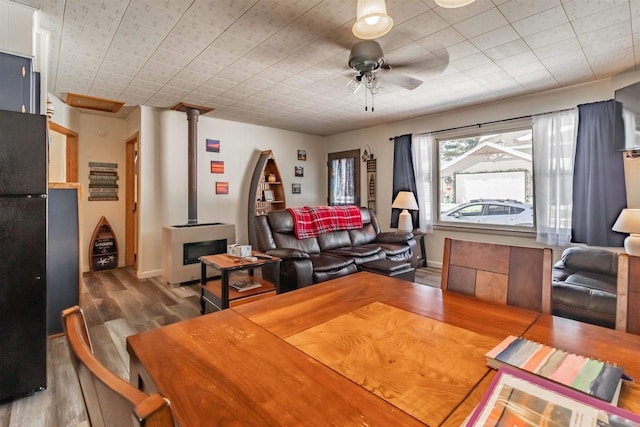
(248, 150, 286, 248)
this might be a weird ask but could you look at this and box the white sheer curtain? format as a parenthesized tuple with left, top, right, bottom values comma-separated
(623, 106, 636, 150)
(412, 133, 434, 233)
(532, 108, 578, 245)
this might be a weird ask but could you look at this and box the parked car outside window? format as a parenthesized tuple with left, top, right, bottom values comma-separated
(442, 200, 533, 227)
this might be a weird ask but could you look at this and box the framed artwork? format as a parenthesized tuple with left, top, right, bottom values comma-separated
(297, 149, 306, 161)
(295, 166, 304, 177)
(206, 139, 220, 152)
(215, 182, 228, 195)
(210, 160, 224, 173)
(263, 189, 274, 201)
(292, 183, 301, 194)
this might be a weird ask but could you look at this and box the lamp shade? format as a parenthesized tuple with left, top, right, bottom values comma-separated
(352, 0, 393, 40)
(435, 0, 477, 8)
(612, 209, 640, 233)
(392, 191, 419, 210)
(612, 208, 640, 256)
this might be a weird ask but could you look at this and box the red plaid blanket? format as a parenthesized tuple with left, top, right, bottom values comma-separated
(287, 206, 363, 239)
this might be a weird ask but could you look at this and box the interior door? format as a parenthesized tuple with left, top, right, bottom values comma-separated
(327, 149, 360, 206)
(125, 133, 139, 268)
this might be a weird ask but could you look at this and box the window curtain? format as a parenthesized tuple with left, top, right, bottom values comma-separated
(330, 157, 356, 205)
(532, 108, 578, 245)
(623, 106, 636, 151)
(391, 134, 418, 228)
(412, 133, 434, 233)
(572, 100, 627, 247)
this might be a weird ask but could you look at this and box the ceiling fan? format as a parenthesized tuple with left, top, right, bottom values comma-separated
(345, 40, 447, 111)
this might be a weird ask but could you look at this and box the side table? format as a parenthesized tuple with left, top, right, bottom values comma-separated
(199, 253, 280, 313)
(413, 231, 427, 268)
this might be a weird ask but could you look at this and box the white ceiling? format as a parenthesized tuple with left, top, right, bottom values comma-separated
(17, 0, 640, 136)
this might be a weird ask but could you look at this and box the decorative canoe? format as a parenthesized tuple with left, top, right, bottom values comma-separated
(89, 216, 118, 271)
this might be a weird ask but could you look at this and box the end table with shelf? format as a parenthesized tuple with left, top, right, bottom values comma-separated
(199, 253, 280, 313)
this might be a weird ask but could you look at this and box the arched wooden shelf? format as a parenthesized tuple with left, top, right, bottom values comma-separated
(248, 150, 286, 248)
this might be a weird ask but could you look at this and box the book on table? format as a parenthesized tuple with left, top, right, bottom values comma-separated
(485, 335, 624, 405)
(465, 365, 640, 426)
(229, 277, 262, 292)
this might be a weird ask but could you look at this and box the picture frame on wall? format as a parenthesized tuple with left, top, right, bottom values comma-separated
(206, 139, 220, 152)
(263, 190, 274, 201)
(295, 166, 304, 177)
(297, 149, 306, 161)
(215, 182, 229, 195)
(292, 183, 301, 194)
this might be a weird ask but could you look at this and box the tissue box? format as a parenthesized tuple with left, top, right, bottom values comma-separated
(227, 244, 252, 258)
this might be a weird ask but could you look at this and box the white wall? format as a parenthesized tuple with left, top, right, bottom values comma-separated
(48, 129, 65, 182)
(325, 76, 640, 267)
(136, 107, 325, 278)
(78, 114, 129, 272)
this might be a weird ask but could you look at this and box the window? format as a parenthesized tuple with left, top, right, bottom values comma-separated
(438, 127, 534, 229)
(327, 149, 360, 206)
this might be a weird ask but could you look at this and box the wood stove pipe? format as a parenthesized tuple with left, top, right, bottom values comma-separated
(171, 103, 214, 226)
(186, 107, 199, 225)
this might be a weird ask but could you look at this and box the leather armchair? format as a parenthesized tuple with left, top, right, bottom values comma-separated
(552, 247, 618, 329)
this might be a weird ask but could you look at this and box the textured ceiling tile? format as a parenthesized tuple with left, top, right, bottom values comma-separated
(497, 0, 560, 22)
(577, 22, 632, 48)
(397, 9, 449, 40)
(462, 62, 503, 78)
(531, 37, 581, 60)
(453, 8, 509, 39)
(511, 6, 569, 38)
(571, 3, 630, 35)
(415, 27, 466, 51)
(449, 52, 493, 71)
(522, 23, 576, 48)
(440, 40, 480, 61)
(470, 25, 520, 51)
(483, 39, 530, 61)
(433, 0, 495, 25)
(562, 0, 628, 21)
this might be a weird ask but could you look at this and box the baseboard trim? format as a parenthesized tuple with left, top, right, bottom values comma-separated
(137, 269, 163, 279)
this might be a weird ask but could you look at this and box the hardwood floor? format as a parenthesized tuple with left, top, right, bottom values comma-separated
(0, 266, 440, 426)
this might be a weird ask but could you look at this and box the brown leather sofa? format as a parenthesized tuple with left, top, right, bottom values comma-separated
(552, 247, 618, 329)
(254, 207, 416, 292)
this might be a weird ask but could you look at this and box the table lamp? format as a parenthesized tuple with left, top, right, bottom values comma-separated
(392, 191, 419, 232)
(612, 208, 640, 256)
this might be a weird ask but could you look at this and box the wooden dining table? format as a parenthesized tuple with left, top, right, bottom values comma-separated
(126, 271, 640, 426)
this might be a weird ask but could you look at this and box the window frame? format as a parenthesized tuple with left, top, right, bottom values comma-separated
(432, 118, 536, 233)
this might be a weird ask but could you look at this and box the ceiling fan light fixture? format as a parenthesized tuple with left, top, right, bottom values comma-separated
(435, 0, 477, 8)
(352, 0, 393, 40)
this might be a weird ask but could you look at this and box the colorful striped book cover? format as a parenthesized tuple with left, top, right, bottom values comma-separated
(485, 335, 624, 404)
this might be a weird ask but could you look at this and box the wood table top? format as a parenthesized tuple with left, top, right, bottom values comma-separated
(199, 252, 279, 270)
(127, 272, 640, 426)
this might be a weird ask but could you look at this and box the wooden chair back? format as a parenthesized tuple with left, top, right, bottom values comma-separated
(62, 306, 174, 427)
(441, 238, 552, 313)
(616, 254, 640, 334)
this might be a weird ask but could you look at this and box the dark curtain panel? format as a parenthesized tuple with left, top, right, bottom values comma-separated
(572, 100, 627, 247)
(391, 134, 419, 228)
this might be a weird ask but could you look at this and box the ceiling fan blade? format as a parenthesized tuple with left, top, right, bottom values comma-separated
(385, 49, 450, 75)
(384, 73, 424, 90)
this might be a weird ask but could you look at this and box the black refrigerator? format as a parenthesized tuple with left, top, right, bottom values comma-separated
(0, 109, 47, 401)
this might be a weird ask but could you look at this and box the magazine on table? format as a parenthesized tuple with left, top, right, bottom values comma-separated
(485, 335, 624, 404)
(465, 366, 640, 427)
(229, 277, 262, 292)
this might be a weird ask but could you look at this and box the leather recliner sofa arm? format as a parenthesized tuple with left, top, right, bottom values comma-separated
(375, 231, 414, 243)
(265, 248, 310, 260)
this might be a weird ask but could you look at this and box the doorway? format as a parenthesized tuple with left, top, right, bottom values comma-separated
(125, 133, 139, 268)
(48, 122, 78, 183)
(327, 149, 360, 206)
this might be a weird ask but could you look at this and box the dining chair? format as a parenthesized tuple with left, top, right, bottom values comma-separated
(441, 238, 553, 313)
(616, 254, 640, 334)
(62, 305, 174, 427)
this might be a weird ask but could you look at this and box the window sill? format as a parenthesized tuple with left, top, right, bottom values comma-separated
(433, 223, 536, 239)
